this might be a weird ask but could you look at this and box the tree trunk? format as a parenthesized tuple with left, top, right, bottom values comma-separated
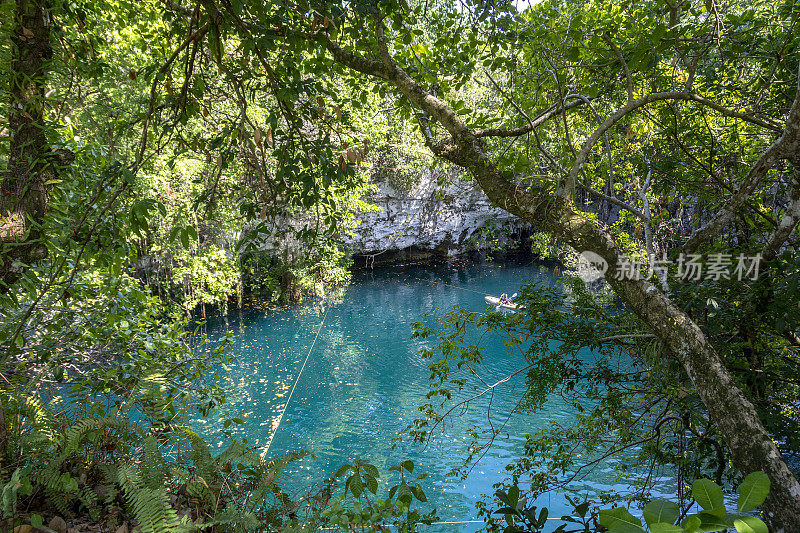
(305, 19, 800, 530)
(1, 0, 68, 289)
(475, 160, 800, 533)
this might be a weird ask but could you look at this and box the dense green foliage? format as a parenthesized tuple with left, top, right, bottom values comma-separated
(0, 0, 383, 529)
(491, 472, 770, 532)
(1, 0, 799, 530)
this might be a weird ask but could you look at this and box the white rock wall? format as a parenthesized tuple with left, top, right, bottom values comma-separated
(342, 172, 521, 255)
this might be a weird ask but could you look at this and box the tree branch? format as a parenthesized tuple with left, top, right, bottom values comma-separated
(602, 32, 633, 102)
(560, 91, 784, 200)
(761, 170, 800, 262)
(474, 98, 585, 138)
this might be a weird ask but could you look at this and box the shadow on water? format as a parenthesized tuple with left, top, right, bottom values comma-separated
(191, 257, 673, 531)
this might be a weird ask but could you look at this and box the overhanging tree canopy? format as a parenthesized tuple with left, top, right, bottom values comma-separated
(2, 0, 799, 530)
(173, 0, 800, 529)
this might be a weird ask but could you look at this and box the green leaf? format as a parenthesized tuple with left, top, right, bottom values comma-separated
(643, 499, 680, 526)
(737, 472, 770, 513)
(682, 515, 702, 533)
(574, 501, 590, 518)
(349, 473, 362, 498)
(121, 168, 135, 184)
(697, 511, 734, 532)
(334, 464, 351, 477)
(364, 475, 378, 495)
(649, 523, 683, 533)
(537, 507, 548, 526)
(1, 468, 21, 515)
(396, 483, 412, 507)
(30, 514, 43, 529)
(692, 479, 725, 516)
(495, 489, 510, 506)
(400, 459, 414, 473)
(598, 507, 645, 532)
(361, 463, 379, 479)
(733, 516, 768, 533)
(565, 46, 580, 61)
(207, 21, 221, 63)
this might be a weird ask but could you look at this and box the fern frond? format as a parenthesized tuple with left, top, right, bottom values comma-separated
(63, 416, 138, 457)
(179, 428, 214, 480)
(263, 450, 313, 481)
(22, 393, 59, 445)
(137, 374, 174, 420)
(200, 502, 259, 531)
(116, 464, 189, 533)
(142, 435, 166, 491)
(215, 439, 253, 467)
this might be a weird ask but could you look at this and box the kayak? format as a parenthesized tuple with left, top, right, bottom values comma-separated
(484, 295, 523, 311)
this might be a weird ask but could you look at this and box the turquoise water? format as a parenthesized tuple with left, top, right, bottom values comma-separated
(192, 258, 670, 530)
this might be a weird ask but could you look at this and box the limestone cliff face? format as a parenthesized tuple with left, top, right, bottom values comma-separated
(343, 172, 524, 259)
(208, 173, 526, 265)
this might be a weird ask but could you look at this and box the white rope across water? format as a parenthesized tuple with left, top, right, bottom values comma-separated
(259, 272, 494, 461)
(261, 304, 331, 459)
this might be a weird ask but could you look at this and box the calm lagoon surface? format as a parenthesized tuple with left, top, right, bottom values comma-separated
(192, 258, 671, 531)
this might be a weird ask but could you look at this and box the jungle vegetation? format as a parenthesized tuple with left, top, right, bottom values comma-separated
(0, 0, 799, 532)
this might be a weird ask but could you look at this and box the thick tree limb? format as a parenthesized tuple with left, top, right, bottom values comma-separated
(560, 91, 783, 199)
(761, 171, 800, 262)
(684, 67, 800, 254)
(474, 99, 585, 138)
(305, 17, 800, 530)
(318, 32, 389, 80)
